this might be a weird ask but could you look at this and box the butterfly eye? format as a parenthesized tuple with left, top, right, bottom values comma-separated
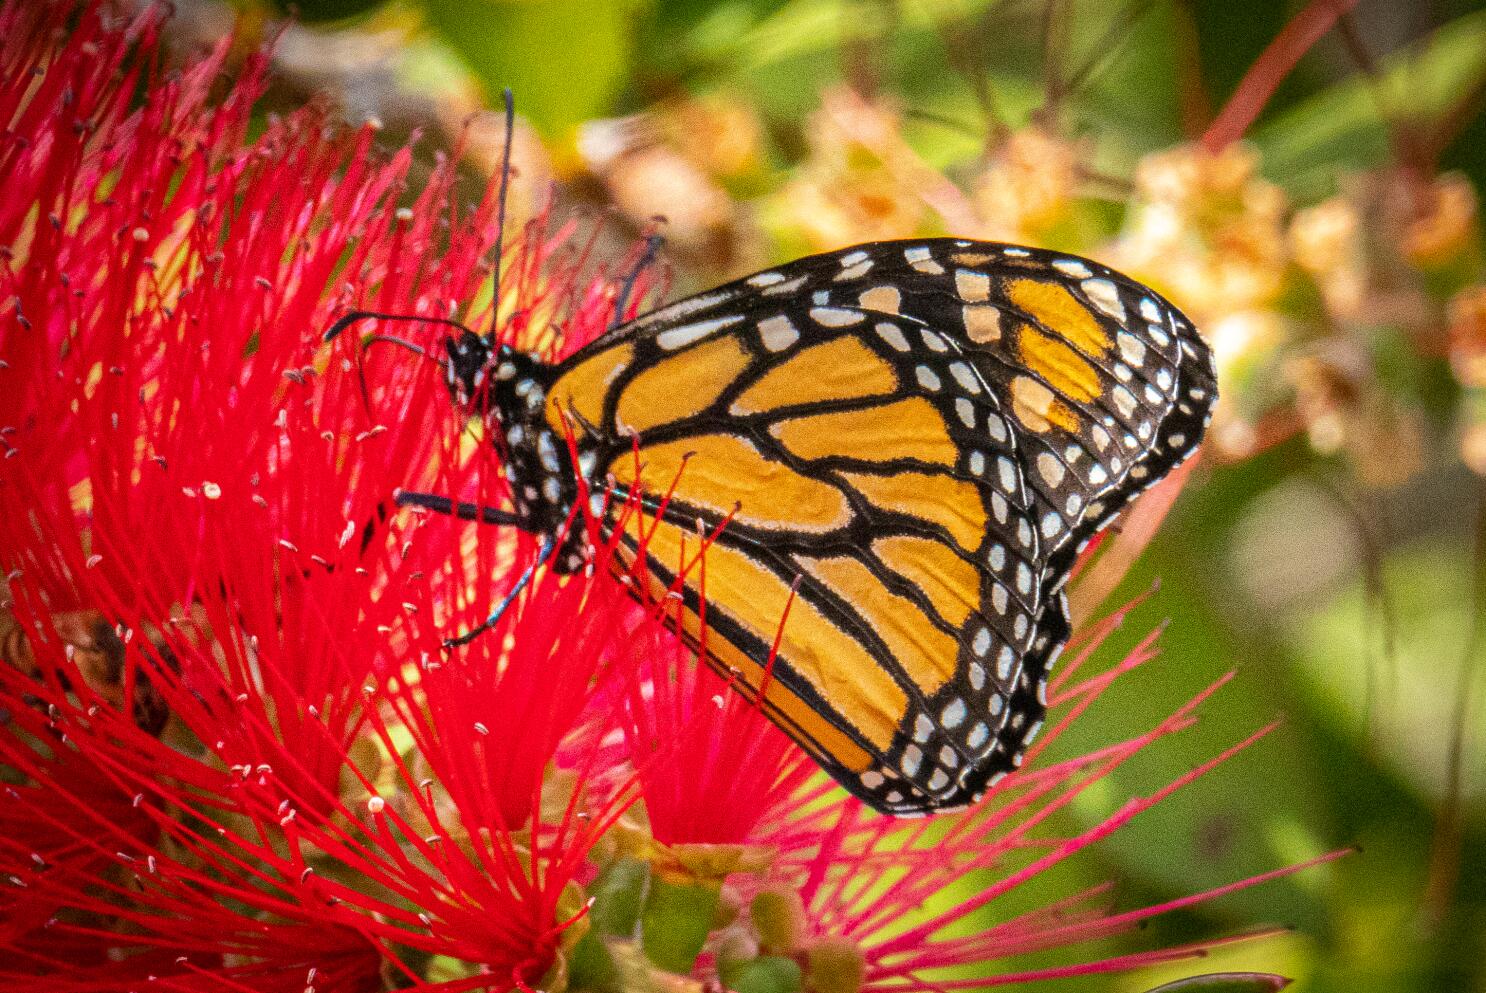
(442, 331, 494, 407)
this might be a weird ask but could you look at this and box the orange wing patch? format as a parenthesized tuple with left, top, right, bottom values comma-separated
(626, 513, 904, 753)
(731, 335, 897, 415)
(796, 554, 959, 697)
(613, 525, 875, 773)
(1009, 374, 1080, 433)
(1006, 278, 1109, 356)
(870, 534, 981, 628)
(772, 397, 958, 465)
(835, 468, 986, 552)
(615, 335, 753, 434)
(611, 435, 853, 535)
(1017, 325, 1101, 404)
(548, 342, 634, 435)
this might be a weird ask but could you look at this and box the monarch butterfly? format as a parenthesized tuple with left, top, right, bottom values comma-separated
(336, 238, 1215, 816)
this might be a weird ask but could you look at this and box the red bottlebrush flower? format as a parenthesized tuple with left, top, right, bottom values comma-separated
(616, 606, 814, 847)
(0, 3, 638, 988)
(0, 5, 1339, 993)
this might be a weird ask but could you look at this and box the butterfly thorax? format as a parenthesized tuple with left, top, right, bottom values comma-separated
(446, 333, 590, 559)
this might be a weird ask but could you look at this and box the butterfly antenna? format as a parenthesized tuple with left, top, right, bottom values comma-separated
(445, 534, 556, 648)
(609, 232, 665, 332)
(323, 310, 478, 344)
(489, 88, 516, 346)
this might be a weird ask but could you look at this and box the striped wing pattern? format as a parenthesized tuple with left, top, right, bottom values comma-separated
(505, 238, 1214, 816)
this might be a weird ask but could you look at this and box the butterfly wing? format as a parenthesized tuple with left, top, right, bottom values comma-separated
(540, 240, 1215, 815)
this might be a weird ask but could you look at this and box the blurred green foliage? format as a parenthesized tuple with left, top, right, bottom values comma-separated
(249, 1, 1485, 990)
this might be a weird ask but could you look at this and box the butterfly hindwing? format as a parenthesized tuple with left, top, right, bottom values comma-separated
(520, 239, 1214, 815)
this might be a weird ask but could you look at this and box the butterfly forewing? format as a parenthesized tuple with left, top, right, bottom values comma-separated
(526, 239, 1214, 815)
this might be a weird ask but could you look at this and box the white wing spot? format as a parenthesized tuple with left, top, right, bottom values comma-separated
(1037, 452, 1065, 487)
(656, 314, 745, 350)
(634, 289, 735, 329)
(810, 307, 865, 327)
(900, 744, 923, 777)
(996, 645, 1015, 682)
(955, 397, 975, 427)
(919, 327, 949, 352)
(1116, 331, 1147, 366)
(949, 361, 980, 394)
(1082, 278, 1125, 321)
(955, 269, 991, 302)
(757, 314, 799, 352)
(876, 322, 911, 352)
(997, 456, 1017, 492)
(972, 626, 991, 656)
(904, 245, 944, 274)
(762, 275, 809, 297)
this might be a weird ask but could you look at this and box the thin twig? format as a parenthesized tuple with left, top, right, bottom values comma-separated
(1423, 479, 1486, 926)
(1202, 0, 1361, 152)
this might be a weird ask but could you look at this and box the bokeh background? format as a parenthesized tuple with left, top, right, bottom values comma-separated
(152, 1, 1486, 989)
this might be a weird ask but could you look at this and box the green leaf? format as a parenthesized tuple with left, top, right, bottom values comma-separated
(1252, 9, 1486, 190)
(720, 955, 805, 993)
(1143, 973, 1291, 993)
(639, 875, 721, 973)
(636, 0, 797, 71)
(420, 0, 636, 139)
(589, 857, 651, 937)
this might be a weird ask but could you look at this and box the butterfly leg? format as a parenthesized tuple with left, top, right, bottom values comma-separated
(394, 489, 521, 526)
(609, 233, 665, 331)
(444, 534, 557, 648)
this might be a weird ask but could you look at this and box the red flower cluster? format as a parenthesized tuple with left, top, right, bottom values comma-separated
(0, 4, 1335, 992)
